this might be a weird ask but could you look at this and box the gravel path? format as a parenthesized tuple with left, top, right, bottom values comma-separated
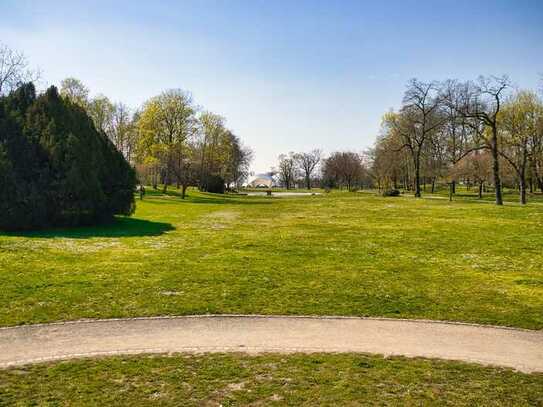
(1, 315, 541, 372)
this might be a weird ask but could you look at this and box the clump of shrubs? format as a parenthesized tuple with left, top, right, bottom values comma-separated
(202, 175, 225, 194)
(382, 189, 400, 197)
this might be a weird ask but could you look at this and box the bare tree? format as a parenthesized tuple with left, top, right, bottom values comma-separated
(277, 153, 298, 189)
(0, 43, 40, 95)
(295, 149, 322, 189)
(440, 80, 482, 194)
(385, 79, 445, 197)
(229, 143, 253, 190)
(323, 151, 364, 191)
(451, 151, 492, 199)
(531, 106, 543, 192)
(87, 94, 115, 134)
(499, 91, 543, 204)
(446, 76, 511, 205)
(60, 77, 89, 107)
(112, 102, 136, 161)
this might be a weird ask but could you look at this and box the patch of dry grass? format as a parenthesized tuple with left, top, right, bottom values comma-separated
(0, 353, 541, 406)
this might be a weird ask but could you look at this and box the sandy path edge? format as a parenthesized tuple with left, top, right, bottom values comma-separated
(1, 315, 541, 373)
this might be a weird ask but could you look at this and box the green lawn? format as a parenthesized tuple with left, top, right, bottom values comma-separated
(412, 183, 543, 204)
(1, 353, 541, 406)
(1, 188, 542, 328)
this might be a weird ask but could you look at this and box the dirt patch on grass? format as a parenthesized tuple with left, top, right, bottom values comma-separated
(199, 211, 241, 230)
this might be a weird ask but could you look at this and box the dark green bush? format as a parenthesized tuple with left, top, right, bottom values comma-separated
(204, 175, 226, 194)
(382, 189, 400, 197)
(0, 83, 136, 231)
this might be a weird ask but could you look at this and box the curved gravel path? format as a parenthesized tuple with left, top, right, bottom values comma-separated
(1, 315, 542, 373)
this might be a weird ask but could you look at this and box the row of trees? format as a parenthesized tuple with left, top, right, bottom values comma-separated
(273, 77, 541, 204)
(274, 150, 371, 191)
(276, 150, 322, 189)
(274, 76, 542, 202)
(0, 42, 253, 230)
(59, 78, 137, 162)
(372, 76, 543, 205)
(59, 79, 252, 197)
(1, 43, 253, 199)
(137, 92, 252, 196)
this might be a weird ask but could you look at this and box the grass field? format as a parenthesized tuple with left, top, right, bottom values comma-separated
(0, 188, 542, 328)
(1, 353, 542, 406)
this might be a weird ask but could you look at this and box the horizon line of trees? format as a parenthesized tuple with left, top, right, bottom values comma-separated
(270, 150, 372, 191)
(273, 76, 543, 205)
(4, 43, 542, 206)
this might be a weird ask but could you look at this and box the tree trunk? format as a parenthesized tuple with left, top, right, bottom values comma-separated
(431, 177, 436, 193)
(451, 180, 456, 194)
(162, 162, 170, 193)
(519, 178, 527, 205)
(414, 158, 421, 198)
(490, 126, 503, 205)
(181, 184, 188, 199)
(478, 181, 483, 199)
(530, 159, 538, 192)
(162, 169, 169, 193)
(517, 145, 529, 205)
(306, 175, 311, 190)
(519, 166, 527, 205)
(153, 168, 158, 189)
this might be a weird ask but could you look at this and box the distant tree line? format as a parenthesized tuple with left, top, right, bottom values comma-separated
(275, 76, 543, 205)
(273, 149, 372, 191)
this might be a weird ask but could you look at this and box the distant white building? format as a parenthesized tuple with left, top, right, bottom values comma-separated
(248, 174, 273, 188)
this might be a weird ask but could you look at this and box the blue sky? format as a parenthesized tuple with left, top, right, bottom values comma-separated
(1, 0, 542, 172)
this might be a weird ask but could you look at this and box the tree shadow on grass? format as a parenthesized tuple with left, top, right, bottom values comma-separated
(186, 195, 273, 205)
(3, 217, 175, 239)
(142, 191, 272, 206)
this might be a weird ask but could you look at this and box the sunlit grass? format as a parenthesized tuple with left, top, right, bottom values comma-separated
(1, 353, 542, 406)
(0, 188, 542, 328)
